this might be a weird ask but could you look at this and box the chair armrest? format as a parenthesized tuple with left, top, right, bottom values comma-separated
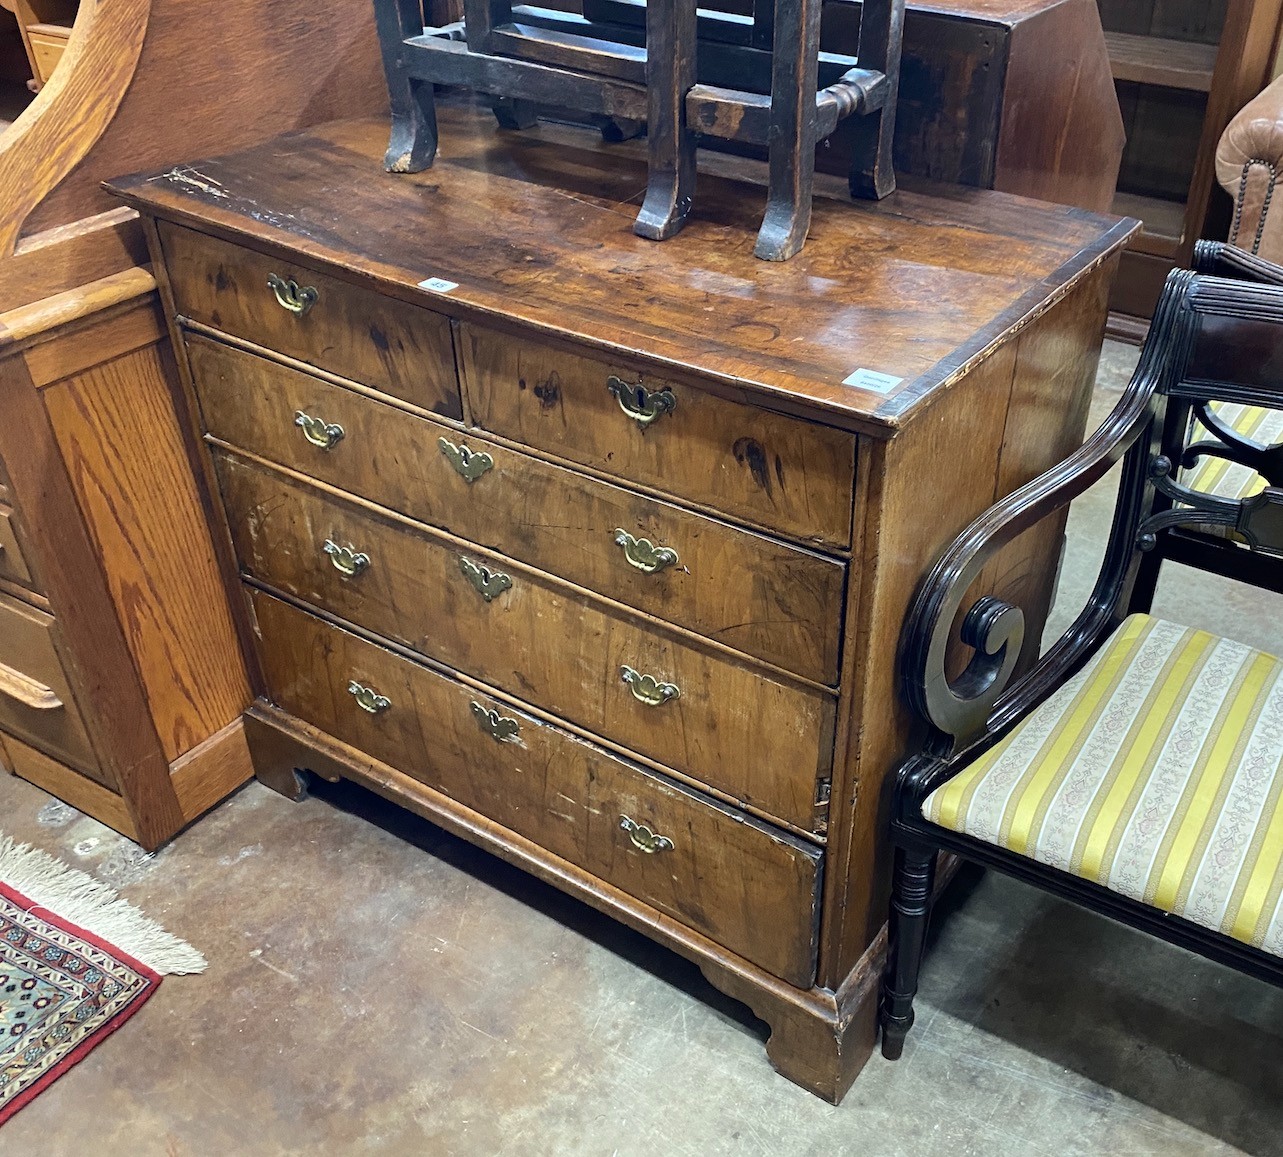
(898, 279, 1184, 757)
(1192, 240, 1283, 285)
(1216, 76, 1283, 259)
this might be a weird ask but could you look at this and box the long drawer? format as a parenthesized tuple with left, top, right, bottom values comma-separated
(157, 221, 462, 421)
(216, 450, 834, 832)
(251, 589, 823, 986)
(189, 335, 845, 684)
(0, 592, 105, 784)
(459, 322, 858, 549)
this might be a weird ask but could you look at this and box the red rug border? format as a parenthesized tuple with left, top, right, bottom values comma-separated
(0, 877, 163, 1127)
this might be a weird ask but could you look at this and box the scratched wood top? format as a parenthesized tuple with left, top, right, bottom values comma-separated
(107, 98, 1136, 436)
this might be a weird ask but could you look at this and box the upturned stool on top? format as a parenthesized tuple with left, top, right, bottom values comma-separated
(371, 0, 903, 259)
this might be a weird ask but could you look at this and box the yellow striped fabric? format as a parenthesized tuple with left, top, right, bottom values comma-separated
(1183, 402, 1283, 502)
(923, 615, 1283, 956)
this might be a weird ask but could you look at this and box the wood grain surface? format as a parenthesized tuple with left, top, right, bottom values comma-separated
(216, 449, 835, 831)
(187, 334, 847, 683)
(252, 590, 823, 986)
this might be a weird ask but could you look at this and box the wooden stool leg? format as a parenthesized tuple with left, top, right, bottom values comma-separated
(848, 0, 904, 199)
(754, 0, 822, 261)
(375, 0, 439, 172)
(634, 0, 697, 240)
(879, 844, 936, 1059)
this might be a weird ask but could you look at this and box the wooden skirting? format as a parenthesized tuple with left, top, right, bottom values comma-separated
(170, 717, 254, 825)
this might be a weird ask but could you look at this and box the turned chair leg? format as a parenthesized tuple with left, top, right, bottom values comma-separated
(754, 0, 822, 261)
(635, 0, 697, 240)
(880, 844, 937, 1060)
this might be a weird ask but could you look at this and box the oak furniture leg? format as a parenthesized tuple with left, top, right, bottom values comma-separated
(755, 0, 822, 261)
(376, 0, 438, 173)
(634, 0, 697, 240)
(879, 844, 936, 1059)
(848, 0, 903, 199)
(491, 97, 540, 131)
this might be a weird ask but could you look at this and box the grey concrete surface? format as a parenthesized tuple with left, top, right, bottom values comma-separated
(1, 341, 1280, 1155)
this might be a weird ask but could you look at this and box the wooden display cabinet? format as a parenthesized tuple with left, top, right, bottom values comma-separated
(1102, 0, 1283, 329)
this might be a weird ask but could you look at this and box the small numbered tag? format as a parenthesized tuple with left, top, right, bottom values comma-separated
(842, 367, 904, 394)
(418, 277, 459, 293)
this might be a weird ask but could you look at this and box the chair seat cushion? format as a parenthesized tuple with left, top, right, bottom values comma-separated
(923, 615, 1283, 957)
(1183, 401, 1283, 502)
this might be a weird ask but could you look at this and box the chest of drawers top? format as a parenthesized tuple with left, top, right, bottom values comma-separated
(107, 100, 1132, 438)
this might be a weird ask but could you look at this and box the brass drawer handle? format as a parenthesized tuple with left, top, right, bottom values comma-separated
(619, 814, 674, 854)
(614, 529, 679, 574)
(323, 540, 370, 578)
(459, 556, 512, 602)
(267, 272, 318, 317)
(620, 665, 680, 706)
(606, 375, 676, 427)
(347, 680, 391, 714)
(0, 661, 62, 711)
(439, 437, 494, 483)
(470, 701, 520, 742)
(294, 410, 345, 451)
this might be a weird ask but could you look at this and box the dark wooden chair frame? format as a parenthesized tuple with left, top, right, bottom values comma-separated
(879, 265, 1283, 1061)
(371, 0, 903, 259)
(1131, 241, 1283, 603)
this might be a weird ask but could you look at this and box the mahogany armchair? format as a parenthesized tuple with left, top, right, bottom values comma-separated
(880, 264, 1283, 1060)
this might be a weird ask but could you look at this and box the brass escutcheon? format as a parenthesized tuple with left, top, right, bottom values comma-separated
(619, 814, 674, 854)
(267, 272, 318, 317)
(606, 375, 676, 427)
(470, 701, 520, 742)
(619, 665, 680, 706)
(322, 539, 370, 578)
(439, 437, 494, 483)
(294, 411, 344, 451)
(459, 556, 512, 602)
(347, 680, 391, 714)
(613, 529, 679, 574)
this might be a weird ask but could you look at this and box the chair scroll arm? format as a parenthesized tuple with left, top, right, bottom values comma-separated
(901, 360, 1161, 755)
(1192, 241, 1283, 286)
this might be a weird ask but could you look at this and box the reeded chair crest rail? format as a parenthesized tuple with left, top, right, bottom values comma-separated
(880, 261, 1283, 1061)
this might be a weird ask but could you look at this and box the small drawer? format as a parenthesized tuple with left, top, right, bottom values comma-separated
(0, 592, 105, 784)
(0, 506, 35, 590)
(157, 221, 462, 420)
(217, 451, 834, 832)
(189, 335, 846, 683)
(251, 590, 823, 986)
(459, 323, 857, 549)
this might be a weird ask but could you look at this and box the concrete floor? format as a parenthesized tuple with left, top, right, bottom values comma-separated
(2, 342, 1282, 1155)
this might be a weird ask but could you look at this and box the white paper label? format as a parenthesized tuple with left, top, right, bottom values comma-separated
(418, 277, 459, 293)
(842, 368, 904, 393)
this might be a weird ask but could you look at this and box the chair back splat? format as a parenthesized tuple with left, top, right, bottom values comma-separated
(370, 0, 904, 261)
(881, 252, 1283, 1062)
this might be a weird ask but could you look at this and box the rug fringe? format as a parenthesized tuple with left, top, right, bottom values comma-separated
(0, 835, 206, 975)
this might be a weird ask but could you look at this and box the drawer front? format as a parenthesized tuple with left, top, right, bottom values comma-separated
(217, 452, 833, 831)
(252, 590, 822, 986)
(158, 221, 462, 420)
(0, 507, 34, 590)
(190, 336, 845, 683)
(0, 593, 105, 784)
(459, 323, 857, 549)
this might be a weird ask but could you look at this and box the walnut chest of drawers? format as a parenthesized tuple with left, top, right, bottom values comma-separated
(109, 101, 1136, 1101)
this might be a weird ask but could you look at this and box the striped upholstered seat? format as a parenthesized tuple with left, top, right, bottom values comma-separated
(1183, 402, 1283, 502)
(923, 615, 1283, 957)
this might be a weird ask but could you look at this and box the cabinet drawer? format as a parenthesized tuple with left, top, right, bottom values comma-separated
(157, 221, 462, 420)
(0, 507, 34, 590)
(459, 323, 857, 549)
(251, 590, 822, 986)
(190, 336, 845, 683)
(217, 451, 833, 831)
(0, 593, 104, 784)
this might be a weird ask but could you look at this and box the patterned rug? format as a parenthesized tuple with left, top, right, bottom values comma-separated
(0, 836, 205, 1125)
